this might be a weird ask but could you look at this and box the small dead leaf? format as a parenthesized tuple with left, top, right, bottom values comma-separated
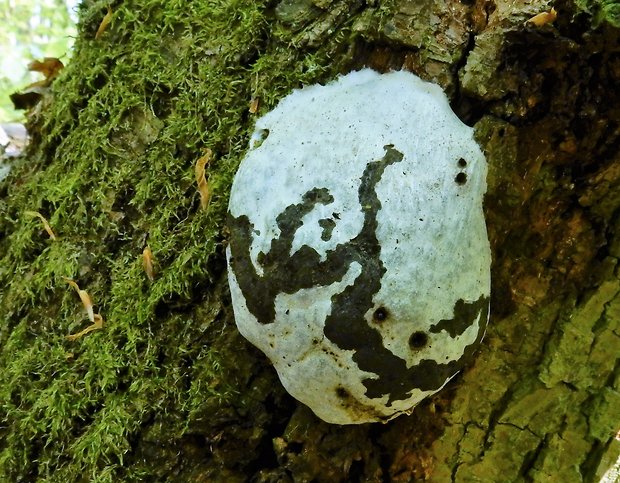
(64, 278, 104, 341)
(526, 7, 557, 27)
(11, 58, 63, 110)
(66, 314, 104, 341)
(95, 6, 113, 39)
(142, 245, 155, 281)
(249, 97, 260, 114)
(28, 58, 64, 81)
(64, 277, 95, 322)
(10, 85, 48, 110)
(25, 210, 57, 240)
(195, 148, 212, 209)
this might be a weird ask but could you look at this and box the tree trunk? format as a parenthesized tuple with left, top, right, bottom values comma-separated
(1, 0, 619, 481)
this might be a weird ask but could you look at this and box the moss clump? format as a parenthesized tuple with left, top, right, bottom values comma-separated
(575, 0, 620, 27)
(0, 0, 390, 479)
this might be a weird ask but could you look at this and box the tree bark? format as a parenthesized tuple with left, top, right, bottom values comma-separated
(0, 0, 618, 481)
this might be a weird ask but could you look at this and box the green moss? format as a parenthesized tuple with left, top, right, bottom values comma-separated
(575, 0, 620, 27)
(0, 0, 390, 479)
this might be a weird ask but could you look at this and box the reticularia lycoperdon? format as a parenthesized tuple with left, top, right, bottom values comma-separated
(226, 69, 491, 425)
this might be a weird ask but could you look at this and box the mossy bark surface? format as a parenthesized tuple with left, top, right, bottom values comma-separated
(0, 0, 619, 481)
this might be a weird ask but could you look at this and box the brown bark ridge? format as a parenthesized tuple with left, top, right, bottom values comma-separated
(0, 0, 619, 481)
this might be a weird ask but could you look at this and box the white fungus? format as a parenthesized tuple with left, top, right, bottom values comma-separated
(226, 69, 491, 424)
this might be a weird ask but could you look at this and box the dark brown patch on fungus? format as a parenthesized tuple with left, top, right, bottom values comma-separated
(430, 298, 488, 337)
(319, 218, 336, 241)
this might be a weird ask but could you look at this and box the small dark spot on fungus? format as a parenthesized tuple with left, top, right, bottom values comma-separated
(336, 387, 349, 399)
(458, 158, 467, 167)
(409, 331, 428, 349)
(373, 306, 388, 322)
(455, 172, 467, 185)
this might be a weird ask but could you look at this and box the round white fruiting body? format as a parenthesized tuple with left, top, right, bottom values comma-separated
(226, 69, 491, 424)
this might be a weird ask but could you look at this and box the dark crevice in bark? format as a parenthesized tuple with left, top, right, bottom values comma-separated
(482, 389, 517, 452)
(519, 436, 546, 482)
(367, 423, 392, 483)
(580, 439, 605, 482)
(450, 422, 469, 483)
(452, 30, 484, 126)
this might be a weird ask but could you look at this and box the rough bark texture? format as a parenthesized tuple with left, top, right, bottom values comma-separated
(0, 0, 619, 481)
